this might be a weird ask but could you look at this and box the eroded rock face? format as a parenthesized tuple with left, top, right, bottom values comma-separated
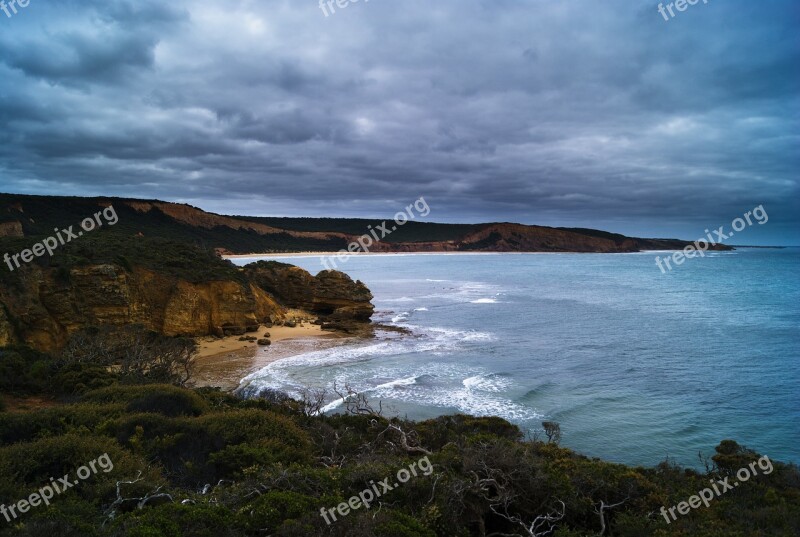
(0, 264, 283, 353)
(0, 259, 374, 353)
(244, 262, 374, 323)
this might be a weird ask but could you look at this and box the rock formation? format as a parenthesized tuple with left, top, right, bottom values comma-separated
(0, 261, 374, 353)
(244, 261, 375, 324)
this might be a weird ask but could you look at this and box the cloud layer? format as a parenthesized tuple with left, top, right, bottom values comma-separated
(0, 0, 797, 243)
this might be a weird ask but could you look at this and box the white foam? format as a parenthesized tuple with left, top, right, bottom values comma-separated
(391, 312, 410, 322)
(237, 323, 494, 399)
(375, 376, 418, 389)
(463, 374, 510, 392)
(470, 298, 498, 304)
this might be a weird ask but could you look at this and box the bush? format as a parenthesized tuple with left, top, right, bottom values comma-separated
(0, 497, 103, 537)
(82, 385, 209, 417)
(0, 403, 125, 446)
(373, 511, 437, 537)
(107, 409, 313, 484)
(52, 362, 119, 396)
(0, 345, 120, 398)
(62, 325, 196, 387)
(0, 346, 56, 395)
(109, 504, 241, 537)
(241, 491, 319, 533)
(0, 434, 162, 505)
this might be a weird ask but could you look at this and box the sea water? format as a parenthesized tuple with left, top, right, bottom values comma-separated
(232, 249, 800, 468)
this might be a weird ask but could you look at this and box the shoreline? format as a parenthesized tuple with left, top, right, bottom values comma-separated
(221, 248, 769, 260)
(225, 251, 642, 259)
(194, 323, 349, 391)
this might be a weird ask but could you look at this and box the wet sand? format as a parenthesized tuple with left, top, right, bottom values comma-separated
(193, 324, 348, 391)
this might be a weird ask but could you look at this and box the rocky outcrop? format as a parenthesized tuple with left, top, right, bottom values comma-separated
(0, 221, 24, 238)
(0, 257, 375, 353)
(244, 261, 374, 323)
(0, 267, 267, 353)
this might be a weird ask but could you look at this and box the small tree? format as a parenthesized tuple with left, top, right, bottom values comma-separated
(542, 421, 562, 444)
(61, 325, 197, 387)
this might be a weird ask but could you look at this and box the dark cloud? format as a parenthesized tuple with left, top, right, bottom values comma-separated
(0, 0, 797, 244)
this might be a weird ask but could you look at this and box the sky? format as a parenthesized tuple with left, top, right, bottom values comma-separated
(0, 0, 797, 244)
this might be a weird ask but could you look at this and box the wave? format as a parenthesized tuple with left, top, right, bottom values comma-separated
(237, 323, 494, 396)
(463, 373, 510, 393)
(470, 298, 498, 304)
(391, 311, 410, 323)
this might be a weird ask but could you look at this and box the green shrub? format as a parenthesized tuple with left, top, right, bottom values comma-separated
(0, 497, 103, 537)
(373, 511, 437, 537)
(0, 403, 125, 446)
(52, 362, 119, 396)
(198, 409, 311, 452)
(241, 491, 318, 533)
(82, 385, 208, 417)
(0, 346, 56, 395)
(209, 440, 305, 478)
(0, 345, 120, 398)
(108, 409, 312, 484)
(108, 504, 241, 537)
(0, 434, 162, 505)
(415, 415, 522, 450)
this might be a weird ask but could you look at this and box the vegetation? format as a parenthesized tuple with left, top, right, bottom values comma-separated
(0, 194, 349, 256)
(0, 194, 721, 259)
(240, 216, 478, 244)
(0, 342, 797, 536)
(0, 233, 246, 287)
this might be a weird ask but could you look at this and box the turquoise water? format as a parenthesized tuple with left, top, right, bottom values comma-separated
(233, 249, 800, 468)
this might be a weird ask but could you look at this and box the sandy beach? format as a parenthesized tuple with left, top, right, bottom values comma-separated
(193, 323, 348, 391)
(223, 251, 565, 259)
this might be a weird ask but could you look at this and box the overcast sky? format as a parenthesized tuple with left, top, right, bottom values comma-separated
(0, 0, 797, 244)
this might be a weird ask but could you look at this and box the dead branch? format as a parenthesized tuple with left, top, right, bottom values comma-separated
(593, 497, 628, 535)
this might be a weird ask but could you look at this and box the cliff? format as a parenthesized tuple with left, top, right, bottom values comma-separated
(0, 241, 374, 353)
(244, 261, 375, 325)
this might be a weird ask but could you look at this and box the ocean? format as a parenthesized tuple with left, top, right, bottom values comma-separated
(232, 248, 800, 468)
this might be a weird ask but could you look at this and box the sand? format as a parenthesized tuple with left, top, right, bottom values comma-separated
(195, 323, 328, 358)
(193, 324, 346, 391)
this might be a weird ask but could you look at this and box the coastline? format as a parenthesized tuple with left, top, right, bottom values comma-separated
(225, 251, 611, 259)
(222, 248, 744, 260)
(193, 324, 349, 391)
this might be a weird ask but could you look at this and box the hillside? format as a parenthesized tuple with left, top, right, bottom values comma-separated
(0, 193, 732, 255)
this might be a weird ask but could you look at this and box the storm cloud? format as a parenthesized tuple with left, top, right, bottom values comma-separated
(0, 0, 797, 243)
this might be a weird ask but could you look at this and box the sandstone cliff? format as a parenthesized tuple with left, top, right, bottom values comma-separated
(244, 261, 374, 322)
(0, 261, 374, 353)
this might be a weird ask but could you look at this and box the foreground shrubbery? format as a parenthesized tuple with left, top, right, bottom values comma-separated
(0, 348, 798, 536)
